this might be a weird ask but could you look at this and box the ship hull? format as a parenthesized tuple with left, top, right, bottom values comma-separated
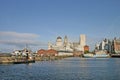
(83, 54, 110, 58)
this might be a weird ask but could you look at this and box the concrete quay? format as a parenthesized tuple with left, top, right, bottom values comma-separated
(0, 56, 35, 64)
(0, 55, 72, 64)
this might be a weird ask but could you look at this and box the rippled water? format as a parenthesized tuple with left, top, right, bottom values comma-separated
(0, 57, 120, 80)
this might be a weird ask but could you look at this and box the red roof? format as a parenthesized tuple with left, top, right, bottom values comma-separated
(46, 49, 57, 53)
(37, 49, 58, 56)
(37, 49, 46, 55)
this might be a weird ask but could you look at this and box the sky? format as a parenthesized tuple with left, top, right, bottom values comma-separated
(0, 0, 120, 52)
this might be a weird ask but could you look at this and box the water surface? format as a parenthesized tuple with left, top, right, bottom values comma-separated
(0, 57, 120, 80)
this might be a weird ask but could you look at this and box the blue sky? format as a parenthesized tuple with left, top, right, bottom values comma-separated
(0, 0, 120, 52)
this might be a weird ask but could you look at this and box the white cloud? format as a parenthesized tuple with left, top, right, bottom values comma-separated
(0, 31, 47, 52)
(0, 31, 39, 39)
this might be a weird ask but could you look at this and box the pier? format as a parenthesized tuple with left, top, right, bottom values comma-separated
(0, 56, 35, 64)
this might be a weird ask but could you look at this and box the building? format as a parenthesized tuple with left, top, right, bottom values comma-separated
(37, 49, 58, 57)
(56, 36, 63, 47)
(95, 38, 120, 54)
(95, 38, 112, 53)
(37, 49, 46, 56)
(46, 49, 58, 56)
(48, 34, 86, 52)
(11, 48, 33, 59)
(99, 38, 108, 50)
(84, 45, 89, 53)
(95, 44, 100, 50)
(113, 38, 120, 53)
(80, 34, 86, 46)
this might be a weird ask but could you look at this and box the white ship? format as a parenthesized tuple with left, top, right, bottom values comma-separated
(83, 50, 110, 58)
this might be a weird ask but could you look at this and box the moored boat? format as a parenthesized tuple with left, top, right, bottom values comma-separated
(13, 60, 35, 64)
(83, 50, 110, 58)
(94, 54, 110, 58)
(94, 50, 110, 58)
(111, 54, 120, 58)
(83, 53, 94, 58)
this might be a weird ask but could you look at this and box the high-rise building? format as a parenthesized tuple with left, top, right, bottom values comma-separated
(113, 38, 120, 53)
(95, 38, 120, 53)
(80, 34, 86, 46)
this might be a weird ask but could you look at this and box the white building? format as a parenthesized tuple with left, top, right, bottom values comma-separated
(95, 38, 112, 53)
(11, 48, 33, 57)
(48, 34, 86, 52)
(80, 34, 86, 46)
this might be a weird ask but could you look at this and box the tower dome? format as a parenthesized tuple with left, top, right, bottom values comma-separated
(57, 36, 62, 39)
(56, 36, 62, 46)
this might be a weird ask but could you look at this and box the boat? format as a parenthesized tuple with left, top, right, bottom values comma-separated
(94, 50, 110, 58)
(83, 53, 94, 58)
(83, 51, 110, 58)
(13, 60, 35, 64)
(10, 47, 35, 64)
(111, 54, 120, 58)
(93, 53, 110, 58)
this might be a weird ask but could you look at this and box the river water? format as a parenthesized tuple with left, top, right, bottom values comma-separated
(0, 57, 120, 80)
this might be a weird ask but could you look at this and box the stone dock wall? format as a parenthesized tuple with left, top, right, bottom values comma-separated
(0, 55, 73, 64)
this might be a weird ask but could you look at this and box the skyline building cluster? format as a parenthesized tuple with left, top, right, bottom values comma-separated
(48, 34, 86, 52)
(95, 38, 120, 54)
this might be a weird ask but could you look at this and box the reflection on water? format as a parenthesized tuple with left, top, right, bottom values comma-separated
(0, 57, 120, 80)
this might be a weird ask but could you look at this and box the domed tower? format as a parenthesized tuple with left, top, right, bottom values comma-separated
(56, 36, 63, 46)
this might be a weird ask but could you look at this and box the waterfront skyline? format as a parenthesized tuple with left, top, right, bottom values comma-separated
(0, 0, 120, 52)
